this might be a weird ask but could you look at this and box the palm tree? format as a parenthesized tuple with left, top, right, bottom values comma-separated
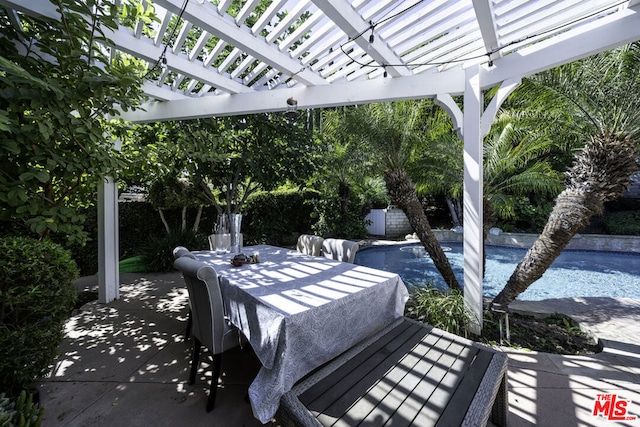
(492, 44, 640, 306)
(482, 114, 564, 242)
(414, 109, 564, 275)
(324, 101, 462, 291)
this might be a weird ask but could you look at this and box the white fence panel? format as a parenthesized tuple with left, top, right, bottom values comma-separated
(365, 209, 386, 236)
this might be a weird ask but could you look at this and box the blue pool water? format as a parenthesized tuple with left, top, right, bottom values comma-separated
(354, 243, 640, 301)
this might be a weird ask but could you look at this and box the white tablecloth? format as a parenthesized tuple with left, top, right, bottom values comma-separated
(195, 245, 408, 423)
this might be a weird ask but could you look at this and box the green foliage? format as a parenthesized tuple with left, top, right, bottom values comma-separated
(121, 115, 318, 218)
(602, 210, 640, 235)
(139, 229, 207, 273)
(0, 237, 78, 396)
(242, 188, 321, 246)
(0, 391, 44, 427)
(360, 177, 389, 210)
(118, 202, 167, 260)
(311, 194, 370, 239)
(483, 119, 563, 223)
(404, 284, 477, 338)
(0, 0, 144, 244)
(495, 196, 555, 233)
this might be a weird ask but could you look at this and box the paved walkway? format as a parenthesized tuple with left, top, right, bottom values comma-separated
(38, 273, 640, 426)
(503, 298, 640, 426)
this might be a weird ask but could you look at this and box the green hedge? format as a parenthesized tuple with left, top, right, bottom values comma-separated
(68, 190, 319, 273)
(0, 237, 78, 397)
(242, 188, 321, 246)
(602, 210, 640, 235)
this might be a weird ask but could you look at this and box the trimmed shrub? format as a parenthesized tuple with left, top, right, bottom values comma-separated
(0, 237, 78, 396)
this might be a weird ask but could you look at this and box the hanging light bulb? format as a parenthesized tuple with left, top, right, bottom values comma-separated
(367, 23, 375, 53)
(284, 97, 299, 121)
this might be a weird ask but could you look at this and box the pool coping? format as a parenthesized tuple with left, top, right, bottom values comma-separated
(361, 231, 640, 254)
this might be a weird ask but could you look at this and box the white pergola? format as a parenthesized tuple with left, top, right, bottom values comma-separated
(4, 0, 640, 331)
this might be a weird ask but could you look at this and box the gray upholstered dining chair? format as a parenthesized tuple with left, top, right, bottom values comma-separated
(296, 234, 324, 256)
(173, 246, 196, 339)
(173, 256, 241, 412)
(321, 238, 359, 263)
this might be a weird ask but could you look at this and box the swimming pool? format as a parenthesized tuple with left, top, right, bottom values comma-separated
(354, 243, 640, 301)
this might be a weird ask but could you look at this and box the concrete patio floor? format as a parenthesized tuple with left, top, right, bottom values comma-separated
(37, 272, 640, 426)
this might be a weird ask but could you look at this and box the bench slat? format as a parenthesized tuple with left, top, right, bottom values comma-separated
(327, 329, 446, 426)
(305, 322, 428, 420)
(389, 340, 478, 426)
(435, 349, 495, 426)
(280, 318, 509, 427)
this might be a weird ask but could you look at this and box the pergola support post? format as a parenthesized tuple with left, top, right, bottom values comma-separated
(462, 65, 484, 335)
(97, 175, 120, 303)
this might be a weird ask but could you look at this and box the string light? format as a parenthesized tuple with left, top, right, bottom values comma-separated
(284, 97, 299, 121)
(143, 0, 190, 78)
(339, 0, 627, 72)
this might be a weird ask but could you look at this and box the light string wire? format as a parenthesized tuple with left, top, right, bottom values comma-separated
(339, 0, 629, 72)
(143, 0, 190, 79)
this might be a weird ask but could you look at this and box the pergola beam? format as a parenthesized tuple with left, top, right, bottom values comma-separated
(121, 69, 465, 123)
(120, 3, 640, 122)
(472, 0, 501, 62)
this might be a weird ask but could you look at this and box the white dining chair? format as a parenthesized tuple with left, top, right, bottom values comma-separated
(321, 238, 359, 263)
(173, 256, 241, 412)
(296, 234, 324, 256)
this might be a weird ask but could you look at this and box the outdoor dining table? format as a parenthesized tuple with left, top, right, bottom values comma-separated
(194, 244, 409, 424)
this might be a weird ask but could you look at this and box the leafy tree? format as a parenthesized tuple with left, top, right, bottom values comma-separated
(492, 44, 640, 306)
(408, 107, 464, 226)
(0, 0, 144, 244)
(122, 113, 317, 229)
(314, 107, 378, 237)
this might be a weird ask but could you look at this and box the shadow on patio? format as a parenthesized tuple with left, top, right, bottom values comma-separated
(39, 273, 640, 426)
(39, 272, 272, 426)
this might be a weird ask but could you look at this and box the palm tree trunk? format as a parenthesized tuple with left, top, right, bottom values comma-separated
(482, 198, 498, 278)
(446, 197, 462, 227)
(492, 189, 602, 304)
(492, 133, 638, 306)
(385, 168, 462, 291)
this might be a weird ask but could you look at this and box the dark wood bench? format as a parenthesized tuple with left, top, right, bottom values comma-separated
(280, 317, 508, 426)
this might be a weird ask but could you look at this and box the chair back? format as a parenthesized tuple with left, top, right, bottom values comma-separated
(173, 256, 226, 354)
(173, 246, 196, 260)
(296, 234, 324, 256)
(321, 238, 359, 263)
